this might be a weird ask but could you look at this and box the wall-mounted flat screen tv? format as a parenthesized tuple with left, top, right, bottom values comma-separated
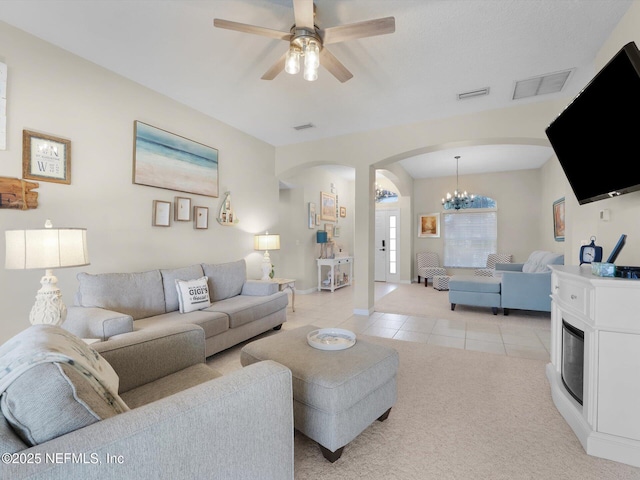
(545, 41, 640, 205)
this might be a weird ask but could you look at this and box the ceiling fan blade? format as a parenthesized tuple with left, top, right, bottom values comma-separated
(321, 16, 396, 45)
(293, 0, 315, 30)
(213, 19, 291, 41)
(320, 48, 353, 83)
(261, 52, 287, 80)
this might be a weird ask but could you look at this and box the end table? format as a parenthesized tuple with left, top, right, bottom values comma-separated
(272, 278, 296, 312)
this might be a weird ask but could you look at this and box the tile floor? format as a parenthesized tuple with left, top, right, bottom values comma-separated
(283, 283, 551, 361)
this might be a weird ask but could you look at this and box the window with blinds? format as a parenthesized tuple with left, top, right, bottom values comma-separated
(443, 210, 497, 268)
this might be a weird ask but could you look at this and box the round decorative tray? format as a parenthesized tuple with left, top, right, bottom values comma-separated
(307, 328, 356, 351)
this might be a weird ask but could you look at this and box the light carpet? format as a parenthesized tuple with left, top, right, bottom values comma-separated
(209, 333, 640, 479)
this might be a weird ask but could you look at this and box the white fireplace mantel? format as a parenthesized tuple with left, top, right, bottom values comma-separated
(547, 265, 640, 468)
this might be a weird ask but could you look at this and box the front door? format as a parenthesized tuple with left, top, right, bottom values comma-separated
(375, 209, 400, 282)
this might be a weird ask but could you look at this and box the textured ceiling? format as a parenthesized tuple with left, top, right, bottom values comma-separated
(0, 0, 633, 177)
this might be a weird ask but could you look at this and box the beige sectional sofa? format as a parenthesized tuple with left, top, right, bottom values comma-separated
(63, 259, 288, 357)
(0, 323, 294, 479)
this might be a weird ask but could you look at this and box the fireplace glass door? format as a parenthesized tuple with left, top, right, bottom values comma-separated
(561, 320, 584, 405)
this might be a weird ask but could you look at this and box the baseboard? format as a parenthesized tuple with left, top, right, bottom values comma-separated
(353, 307, 374, 316)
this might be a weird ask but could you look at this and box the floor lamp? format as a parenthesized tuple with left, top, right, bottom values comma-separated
(5, 220, 90, 326)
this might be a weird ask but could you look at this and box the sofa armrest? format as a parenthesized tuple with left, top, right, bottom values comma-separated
(64, 306, 133, 341)
(94, 324, 206, 394)
(500, 271, 552, 311)
(495, 263, 524, 272)
(4, 361, 294, 480)
(241, 279, 279, 296)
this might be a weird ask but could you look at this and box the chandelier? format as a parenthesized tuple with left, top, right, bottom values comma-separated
(442, 156, 475, 210)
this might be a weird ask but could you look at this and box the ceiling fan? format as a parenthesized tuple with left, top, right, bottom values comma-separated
(213, 0, 395, 83)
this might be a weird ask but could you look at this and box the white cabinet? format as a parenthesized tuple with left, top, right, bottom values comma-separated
(547, 265, 640, 467)
(317, 257, 353, 292)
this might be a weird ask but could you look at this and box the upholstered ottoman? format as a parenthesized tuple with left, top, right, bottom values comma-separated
(448, 275, 501, 315)
(240, 325, 398, 462)
(433, 275, 450, 291)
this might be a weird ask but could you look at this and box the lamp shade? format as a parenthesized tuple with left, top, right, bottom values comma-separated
(254, 233, 280, 251)
(5, 228, 89, 270)
(316, 231, 328, 244)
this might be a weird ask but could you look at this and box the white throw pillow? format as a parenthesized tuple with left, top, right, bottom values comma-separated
(175, 276, 211, 313)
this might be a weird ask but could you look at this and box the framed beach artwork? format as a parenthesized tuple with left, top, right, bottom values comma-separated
(308, 202, 316, 229)
(553, 197, 565, 242)
(320, 191, 337, 222)
(418, 213, 440, 238)
(133, 121, 219, 197)
(194, 206, 208, 229)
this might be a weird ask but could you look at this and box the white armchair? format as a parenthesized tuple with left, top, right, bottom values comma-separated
(416, 252, 446, 287)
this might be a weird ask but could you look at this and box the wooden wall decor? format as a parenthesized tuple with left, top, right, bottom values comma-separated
(0, 177, 39, 209)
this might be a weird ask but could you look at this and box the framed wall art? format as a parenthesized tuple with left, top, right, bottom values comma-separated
(320, 191, 337, 222)
(308, 202, 316, 229)
(152, 200, 171, 227)
(194, 206, 208, 229)
(22, 130, 71, 184)
(553, 197, 565, 242)
(340, 206, 346, 218)
(133, 121, 219, 197)
(418, 213, 440, 238)
(324, 223, 334, 239)
(175, 196, 192, 221)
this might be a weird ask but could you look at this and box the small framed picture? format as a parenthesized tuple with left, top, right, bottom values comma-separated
(320, 191, 337, 222)
(194, 206, 208, 229)
(553, 197, 565, 242)
(175, 197, 192, 221)
(418, 213, 440, 238)
(334, 226, 341, 237)
(308, 202, 316, 229)
(22, 130, 71, 184)
(340, 206, 347, 218)
(153, 200, 171, 227)
(324, 223, 334, 239)
(315, 214, 320, 226)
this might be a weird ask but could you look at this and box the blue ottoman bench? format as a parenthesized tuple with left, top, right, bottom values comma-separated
(448, 275, 501, 315)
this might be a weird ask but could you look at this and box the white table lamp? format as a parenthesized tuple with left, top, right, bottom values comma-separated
(5, 219, 90, 326)
(254, 232, 280, 281)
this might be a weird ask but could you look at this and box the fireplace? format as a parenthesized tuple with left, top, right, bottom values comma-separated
(561, 320, 584, 405)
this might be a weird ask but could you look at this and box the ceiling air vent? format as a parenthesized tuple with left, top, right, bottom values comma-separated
(293, 123, 315, 131)
(513, 69, 573, 100)
(457, 87, 490, 100)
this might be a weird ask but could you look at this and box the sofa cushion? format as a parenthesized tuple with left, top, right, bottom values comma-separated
(134, 310, 229, 339)
(77, 270, 166, 320)
(1, 363, 121, 446)
(522, 251, 564, 273)
(202, 259, 247, 301)
(207, 292, 288, 329)
(0, 415, 26, 453)
(121, 364, 221, 409)
(176, 276, 212, 313)
(161, 264, 205, 312)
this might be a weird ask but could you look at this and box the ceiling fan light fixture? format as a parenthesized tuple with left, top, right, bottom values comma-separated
(303, 64, 318, 82)
(304, 40, 320, 70)
(285, 47, 301, 75)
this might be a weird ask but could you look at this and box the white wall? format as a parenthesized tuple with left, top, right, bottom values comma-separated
(558, 0, 640, 267)
(277, 166, 355, 291)
(0, 22, 279, 344)
(413, 168, 546, 275)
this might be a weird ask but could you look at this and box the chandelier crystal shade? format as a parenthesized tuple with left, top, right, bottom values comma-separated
(442, 156, 475, 210)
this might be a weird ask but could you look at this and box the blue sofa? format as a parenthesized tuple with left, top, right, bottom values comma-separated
(494, 251, 564, 314)
(449, 251, 564, 315)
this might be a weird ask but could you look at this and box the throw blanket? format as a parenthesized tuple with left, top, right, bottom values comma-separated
(0, 324, 129, 413)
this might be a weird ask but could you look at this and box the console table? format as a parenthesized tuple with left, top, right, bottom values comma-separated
(317, 257, 353, 292)
(548, 265, 640, 467)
